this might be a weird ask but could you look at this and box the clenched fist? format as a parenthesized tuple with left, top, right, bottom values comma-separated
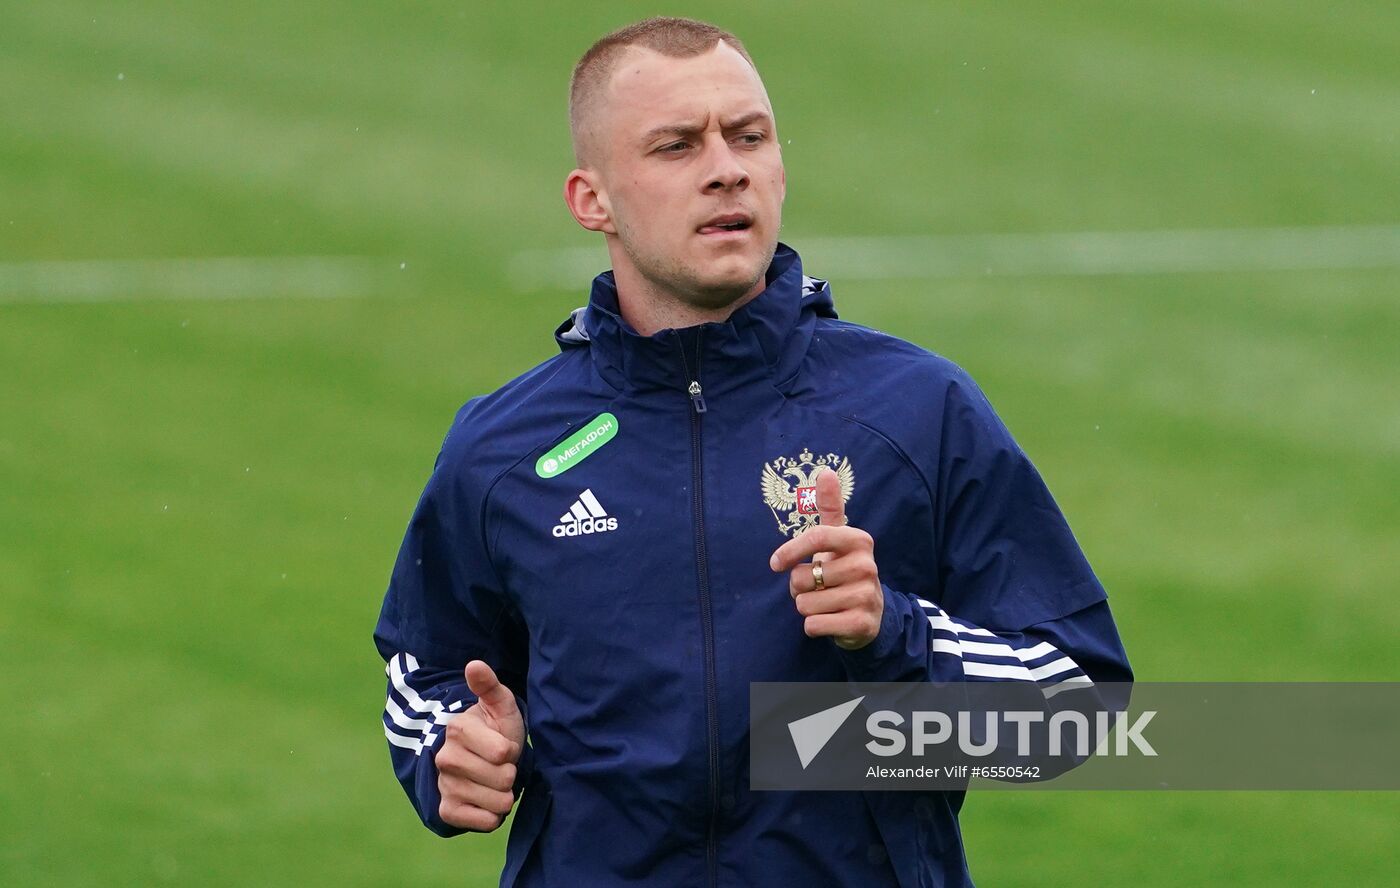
(436, 660, 526, 831)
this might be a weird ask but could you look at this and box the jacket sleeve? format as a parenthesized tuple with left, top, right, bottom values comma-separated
(838, 363, 1132, 701)
(373, 409, 533, 837)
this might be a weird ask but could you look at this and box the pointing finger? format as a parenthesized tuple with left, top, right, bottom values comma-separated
(464, 660, 520, 724)
(770, 524, 867, 572)
(770, 525, 829, 571)
(815, 466, 846, 527)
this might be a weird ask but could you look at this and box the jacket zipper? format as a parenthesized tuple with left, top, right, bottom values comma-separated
(675, 327, 718, 887)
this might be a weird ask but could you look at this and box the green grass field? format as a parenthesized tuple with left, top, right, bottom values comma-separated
(2, 1, 1397, 884)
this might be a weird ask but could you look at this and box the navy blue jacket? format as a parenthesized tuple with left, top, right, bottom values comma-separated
(375, 244, 1132, 887)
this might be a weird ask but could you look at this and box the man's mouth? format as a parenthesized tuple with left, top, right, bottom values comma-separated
(698, 214, 753, 235)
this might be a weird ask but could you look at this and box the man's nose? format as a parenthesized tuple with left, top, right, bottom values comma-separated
(702, 140, 750, 192)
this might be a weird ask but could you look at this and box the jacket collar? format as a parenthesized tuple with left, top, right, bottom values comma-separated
(554, 242, 837, 397)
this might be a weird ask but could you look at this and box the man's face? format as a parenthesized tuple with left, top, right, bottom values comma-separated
(585, 43, 786, 311)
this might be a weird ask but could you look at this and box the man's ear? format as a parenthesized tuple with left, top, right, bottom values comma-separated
(564, 169, 616, 235)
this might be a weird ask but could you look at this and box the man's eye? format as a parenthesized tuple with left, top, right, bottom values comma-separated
(659, 141, 690, 153)
(736, 133, 765, 146)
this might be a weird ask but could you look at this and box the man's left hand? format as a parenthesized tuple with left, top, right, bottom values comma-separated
(769, 466, 884, 651)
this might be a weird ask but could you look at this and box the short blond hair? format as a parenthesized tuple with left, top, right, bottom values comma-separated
(569, 17, 758, 166)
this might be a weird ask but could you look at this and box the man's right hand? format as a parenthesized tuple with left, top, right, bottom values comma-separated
(436, 660, 526, 831)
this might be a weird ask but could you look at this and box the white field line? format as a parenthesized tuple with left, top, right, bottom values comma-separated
(506, 224, 1400, 291)
(0, 256, 397, 304)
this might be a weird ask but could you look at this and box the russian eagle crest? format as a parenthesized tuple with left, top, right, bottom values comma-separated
(760, 449, 855, 538)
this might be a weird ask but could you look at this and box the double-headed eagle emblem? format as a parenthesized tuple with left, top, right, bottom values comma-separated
(760, 448, 855, 538)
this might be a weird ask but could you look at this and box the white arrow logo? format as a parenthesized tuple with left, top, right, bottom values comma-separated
(787, 696, 865, 769)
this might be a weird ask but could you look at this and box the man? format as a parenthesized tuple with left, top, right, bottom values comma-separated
(375, 16, 1131, 887)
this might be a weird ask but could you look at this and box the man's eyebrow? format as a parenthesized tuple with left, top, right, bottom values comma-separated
(641, 120, 705, 144)
(721, 110, 772, 131)
(640, 110, 773, 145)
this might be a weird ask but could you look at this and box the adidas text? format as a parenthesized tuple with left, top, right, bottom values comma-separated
(552, 516, 619, 537)
(552, 489, 618, 537)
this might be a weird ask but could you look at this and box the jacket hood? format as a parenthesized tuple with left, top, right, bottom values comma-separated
(552, 242, 837, 395)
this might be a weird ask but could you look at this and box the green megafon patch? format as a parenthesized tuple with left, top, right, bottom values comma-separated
(535, 412, 619, 478)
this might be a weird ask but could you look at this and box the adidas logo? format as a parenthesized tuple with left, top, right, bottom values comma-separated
(552, 489, 619, 538)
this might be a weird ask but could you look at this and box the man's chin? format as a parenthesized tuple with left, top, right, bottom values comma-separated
(626, 236, 777, 312)
(688, 266, 766, 308)
(694, 247, 774, 298)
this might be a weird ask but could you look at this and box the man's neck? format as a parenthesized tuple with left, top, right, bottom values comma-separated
(621, 289, 762, 336)
(612, 267, 766, 337)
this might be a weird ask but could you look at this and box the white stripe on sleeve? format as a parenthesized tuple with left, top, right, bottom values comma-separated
(384, 653, 467, 756)
(1028, 657, 1082, 682)
(384, 724, 423, 753)
(963, 660, 1036, 680)
(1043, 675, 1096, 699)
(917, 600, 1093, 694)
